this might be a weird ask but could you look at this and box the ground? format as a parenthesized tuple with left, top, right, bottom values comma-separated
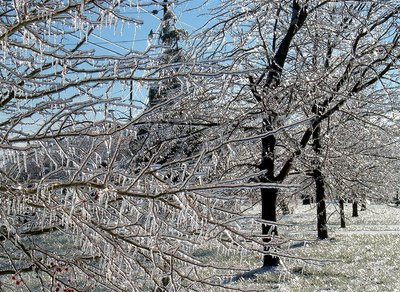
(1, 203, 400, 291)
(229, 203, 400, 291)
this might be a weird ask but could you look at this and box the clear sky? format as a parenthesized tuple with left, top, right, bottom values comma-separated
(81, 0, 216, 119)
(0, 1, 217, 137)
(81, 1, 213, 57)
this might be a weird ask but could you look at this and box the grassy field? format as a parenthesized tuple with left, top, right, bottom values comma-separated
(228, 203, 400, 291)
(1, 203, 400, 291)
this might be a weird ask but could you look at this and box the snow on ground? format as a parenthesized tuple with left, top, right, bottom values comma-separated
(230, 203, 400, 291)
(281, 203, 400, 235)
(1, 203, 400, 291)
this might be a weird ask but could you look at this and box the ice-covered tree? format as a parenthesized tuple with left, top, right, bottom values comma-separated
(0, 1, 228, 290)
(0, 1, 284, 290)
(196, 0, 399, 265)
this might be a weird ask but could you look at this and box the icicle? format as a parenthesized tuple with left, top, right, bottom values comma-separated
(6, 199, 10, 215)
(16, 152, 21, 173)
(47, 18, 52, 38)
(104, 190, 108, 209)
(80, 1, 85, 15)
(49, 211, 53, 226)
(113, 61, 118, 76)
(84, 23, 90, 42)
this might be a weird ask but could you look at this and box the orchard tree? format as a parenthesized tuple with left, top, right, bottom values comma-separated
(1, 0, 399, 290)
(0, 1, 240, 290)
(0, 1, 162, 290)
(300, 2, 399, 239)
(325, 108, 400, 205)
(0, 1, 290, 290)
(198, 0, 399, 266)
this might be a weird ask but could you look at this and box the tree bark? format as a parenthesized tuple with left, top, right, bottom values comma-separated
(250, 1, 308, 268)
(311, 108, 328, 240)
(302, 194, 312, 205)
(339, 198, 346, 228)
(352, 201, 358, 217)
(314, 169, 328, 239)
(261, 188, 280, 266)
(279, 198, 291, 215)
(361, 202, 367, 211)
(259, 123, 280, 267)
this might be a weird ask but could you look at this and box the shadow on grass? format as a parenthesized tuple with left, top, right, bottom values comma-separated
(223, 266, 280, 284)
(289, 240, 308, 248)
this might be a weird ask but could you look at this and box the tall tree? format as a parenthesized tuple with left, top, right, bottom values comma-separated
(0, 1, 284, 290)
(198, 0, 399, 266)
(147, 0, 185, 108)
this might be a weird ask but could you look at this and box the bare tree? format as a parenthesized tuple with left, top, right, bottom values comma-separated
(325, 109, 400, 204)
(197, 0, 399, 266)
(0, 1, 287, 290)
(0, 1, 230, 290)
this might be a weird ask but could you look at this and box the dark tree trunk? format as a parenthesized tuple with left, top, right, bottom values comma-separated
(261, 188, 280, 267)
(339, 198, 346, 228)
(302, 194, 312, 205)
(311, 113, 328, 240)
(360, 195, 367, 211)
(259, 123, 280, 267)
(314, 169, 328, 239)
(352, 201, 358, 217)
(248, 1, 308, 268)
(279, 198, 291, 215)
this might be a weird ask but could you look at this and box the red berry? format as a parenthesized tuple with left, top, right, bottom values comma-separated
(15, 280, 21, 285)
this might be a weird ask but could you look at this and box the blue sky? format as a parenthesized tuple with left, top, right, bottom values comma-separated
(81, 1, 213, 56)
(80, 0, 216, 118)
(0, 1, 217, 137)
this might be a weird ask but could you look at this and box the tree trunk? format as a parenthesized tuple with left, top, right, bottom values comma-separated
(339, 198, 346, 228)
(314, 169, 328, 239)
(302, 194, 312, 205)
(259, 124, 280, 267)
(261, 188, 280, 267)
(250, 2, 308, 268)
(361, 203, 367, 211)
(312, 114, 328, 240)
(361, 196, 367, 211)
(279, 198, 291, 215)
(352, 201, 358, 217)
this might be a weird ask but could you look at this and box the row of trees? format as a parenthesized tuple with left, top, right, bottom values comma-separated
(0, 0, 399, 290)
(201, 0, 399, 264)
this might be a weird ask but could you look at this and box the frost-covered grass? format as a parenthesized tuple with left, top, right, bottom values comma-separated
(2, 203, 400, 291)
(226, 203, 400, 291)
